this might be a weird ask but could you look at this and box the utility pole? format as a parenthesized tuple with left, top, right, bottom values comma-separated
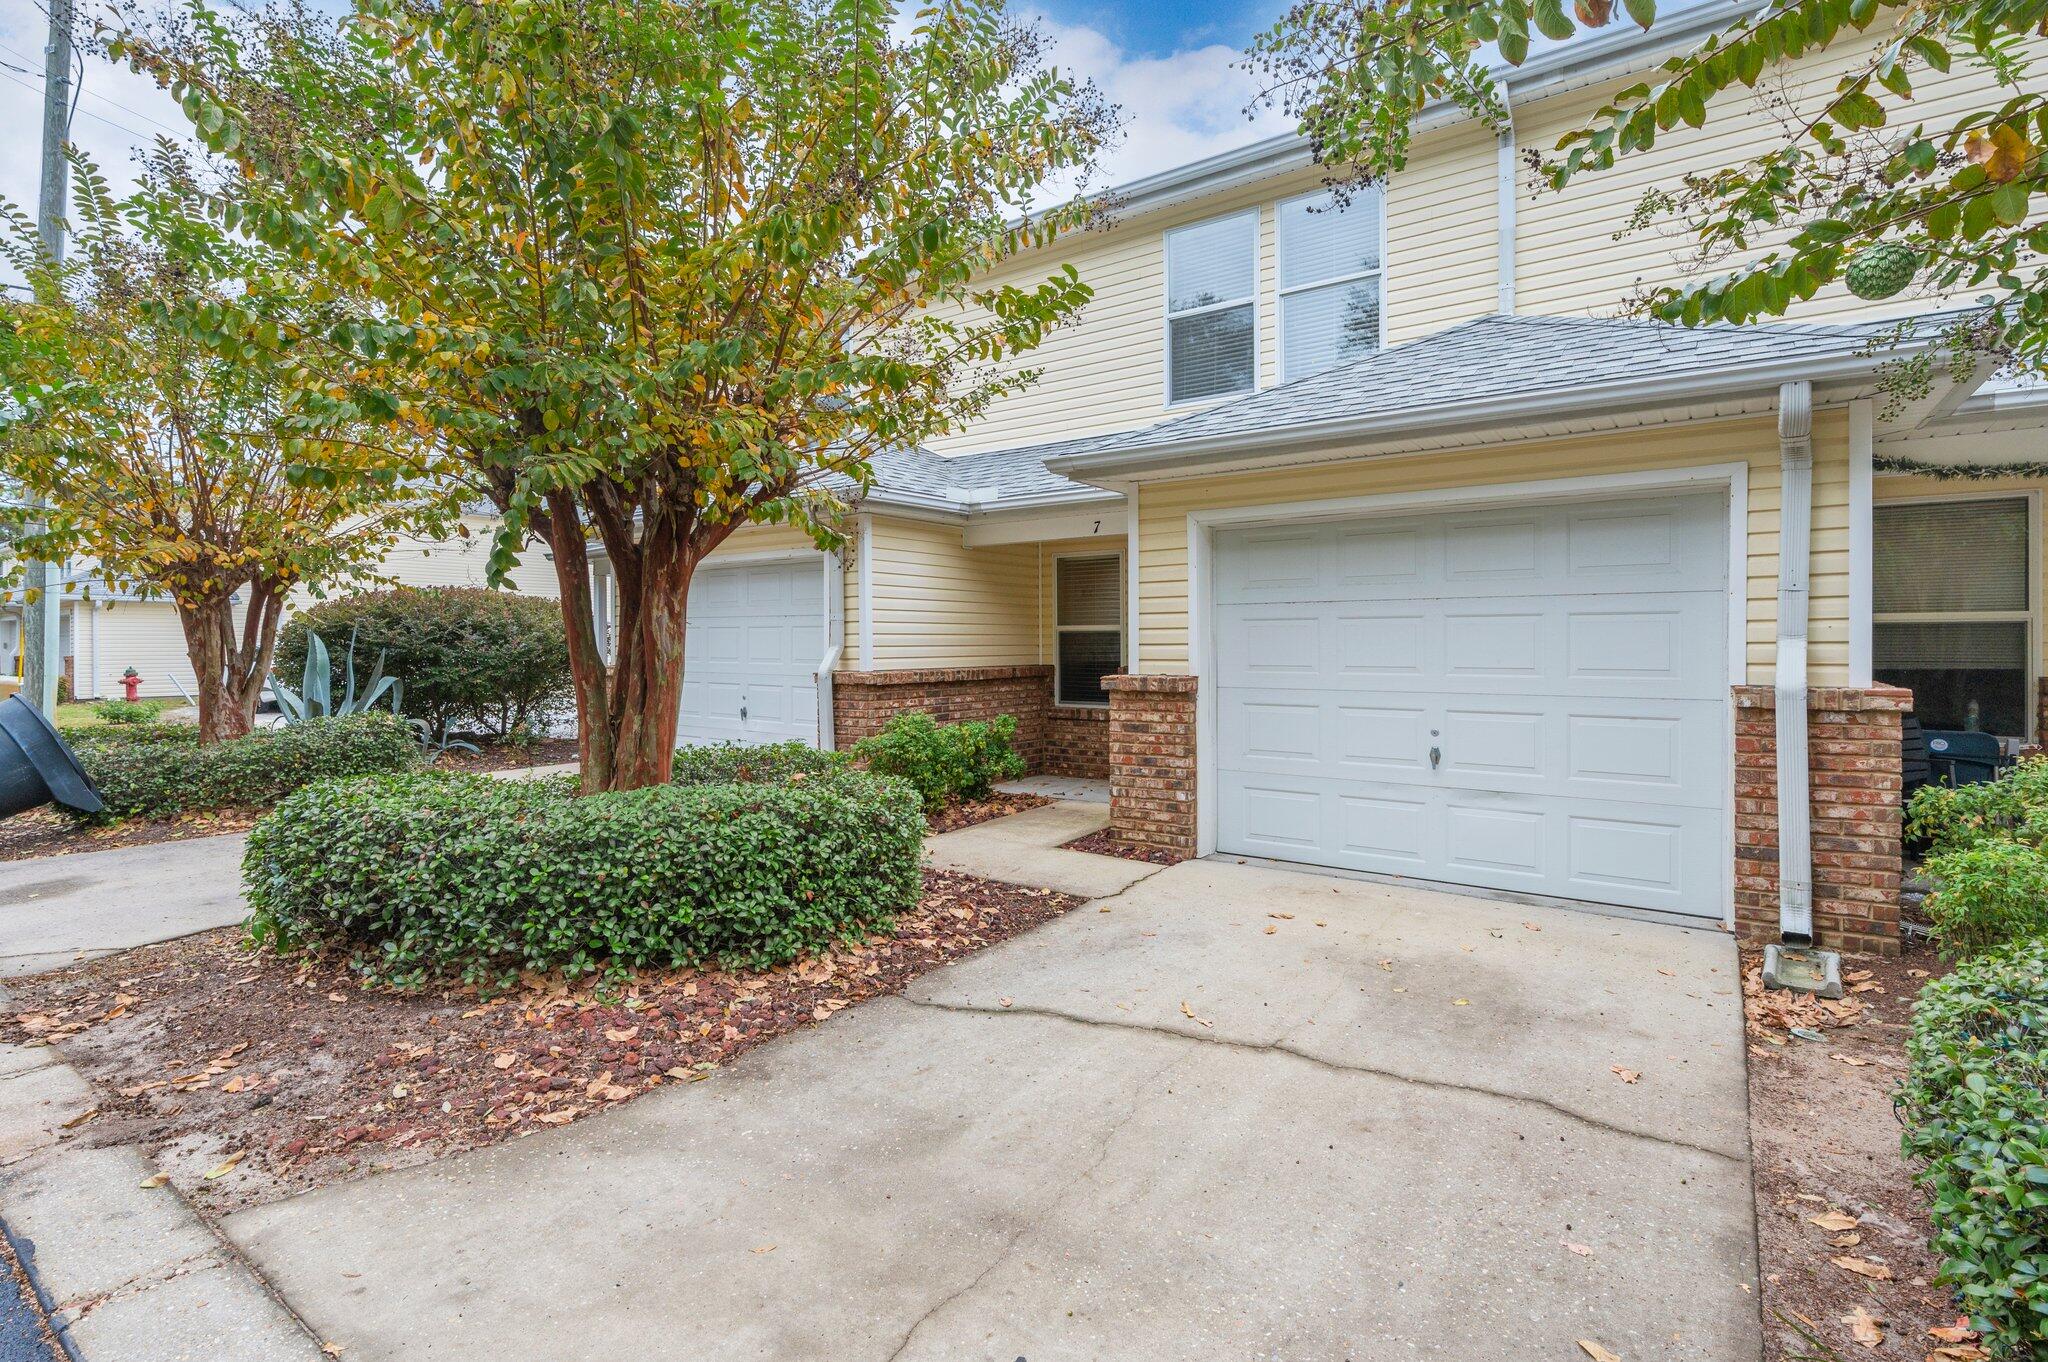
(23, 0, 75, 716)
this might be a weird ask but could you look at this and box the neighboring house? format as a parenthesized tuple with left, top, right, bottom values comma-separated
(1, 512, 560, 701)
(631, 13, 2048, 956)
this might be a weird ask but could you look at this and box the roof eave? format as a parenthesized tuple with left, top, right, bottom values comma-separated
(1043, 350, 1913, 482)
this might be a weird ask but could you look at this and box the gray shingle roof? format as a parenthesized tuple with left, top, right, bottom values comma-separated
(1057, 312, 1959, 465)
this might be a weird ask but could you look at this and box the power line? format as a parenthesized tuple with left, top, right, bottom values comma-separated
(0, 40, 185, 136)
(0, 64, 159, 143)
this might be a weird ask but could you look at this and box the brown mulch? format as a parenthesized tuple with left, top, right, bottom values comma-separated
(925, 791, 1051, 834)
(0, 807, 261, 863)
(431, 737, 581, 773)
(1744, 939, 1982, 1361)
(1062, 828, 1185, 865)
(2, 869, 1083, 1216)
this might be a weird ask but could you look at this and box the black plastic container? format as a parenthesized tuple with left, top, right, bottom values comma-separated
(0, 695, 104, 818)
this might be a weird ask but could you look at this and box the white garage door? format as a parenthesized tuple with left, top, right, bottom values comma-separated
(678, 557, 824, 747)
(1214, 492, 1728, 918)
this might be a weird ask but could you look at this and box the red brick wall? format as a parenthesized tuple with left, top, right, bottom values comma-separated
(1045, 705, 1110, 780)
(832, 666, 1053, 769)
(1105, 674, 1197, 859)
(1734, 684, 1909, 956)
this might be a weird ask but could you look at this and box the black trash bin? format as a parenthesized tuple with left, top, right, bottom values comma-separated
(0, 695, 104, 818)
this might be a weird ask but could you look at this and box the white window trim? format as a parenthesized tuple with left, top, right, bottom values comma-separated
(1274, 187, 1386, 383)
(1872, 488, 2040, 743)
(1053, 549, 1125, 710)
(1162, 208, 1260, 410)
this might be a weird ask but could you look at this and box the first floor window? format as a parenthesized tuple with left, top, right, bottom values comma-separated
(1874, 496, 2033, 737)
(1056, 554, 1123, 706)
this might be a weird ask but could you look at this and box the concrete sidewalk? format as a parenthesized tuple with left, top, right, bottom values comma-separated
(221, 859, 1759, 1362)
(924, 799, 1164, 898)
(0, 837, 252, 978)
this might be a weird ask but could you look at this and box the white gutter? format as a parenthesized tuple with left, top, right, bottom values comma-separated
(1496, 93, 1517, 315)
(1046, 348, 1931, 481)
(1776, 380, 1815, 945)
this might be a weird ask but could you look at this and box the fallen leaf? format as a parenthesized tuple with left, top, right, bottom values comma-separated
(222, 1075, 247, 1094)
(1563, 1241, 1594, 1256)
(1180, 1001, 1214, 1028)
(532, 1108, 579, 1125)
(1522, 922, 1542, 931)
(1830, 1053, 1872, 1067)
(1378, 959, 1393, 971)
(1263, 924, 1277, 935)
(322, 1345, 345, 1358)
(1610, 1065, 1640, 1084)
(1832, 1232, 1863, 1248)
(1453, 998, 1470, 1007)
(1928, 1348, 1990, 1362)
(1831, 1256, 1893, 1280)
(1656, 968, 1676, 977)
(751, 1245, 776, 1254)
(1809, 1210, 1860, 1232)
(138, 1172, 169, 1189)
(327, 992, 347, 1003)
(604, 1027, 640, 1043)
(203, 1151, 248, 1180)
(1269, 912, 1294, 920)
(60, 1107, 98, 1130)
(1842, 1304, 1884, 1348)
(1928, 1322, 1979, 1344)
(492, 1052, 518, 1070)
(1577, 1341, 1622, 1362)
(998, 997, 1014, 1008)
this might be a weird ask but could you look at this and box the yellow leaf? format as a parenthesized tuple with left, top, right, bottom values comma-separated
(1578, 1341, 1622, 1362)
(203, 1151, 248, 1180)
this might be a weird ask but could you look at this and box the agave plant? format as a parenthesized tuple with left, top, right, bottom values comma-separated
(270, 628, 402, 725)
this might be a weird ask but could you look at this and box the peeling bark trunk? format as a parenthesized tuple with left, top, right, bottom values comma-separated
(175, 582, 286, 745)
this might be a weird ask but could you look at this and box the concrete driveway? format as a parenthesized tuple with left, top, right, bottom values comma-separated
(224, 859, 1758, 1361)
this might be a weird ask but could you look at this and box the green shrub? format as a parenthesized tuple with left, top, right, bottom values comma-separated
(1900, 938, 2048, 1356)
(242, 766, 924, 986)
(90, 699, 158, 726)
(65, 723, 201, 751)
(850, 712, 1026, 812)
(669, 740, 848, 786)
(79, 713, 419, 821)
(275, 588, 572, 740)
(1923, 841, 2048, 959)
(1908, 756, 2048, 855)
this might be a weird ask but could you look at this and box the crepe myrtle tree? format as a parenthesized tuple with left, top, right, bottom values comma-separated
(0, 146, 456, 742)
(1247, 0, 2048, 371)
(118, 0, 1116, 790)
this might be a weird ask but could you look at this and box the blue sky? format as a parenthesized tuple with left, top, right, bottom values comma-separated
(1035, 0, 1283, 59)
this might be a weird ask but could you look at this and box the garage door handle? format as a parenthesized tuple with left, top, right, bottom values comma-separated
(1429, 745, 1441, 770)
(740, 705, 748, 720)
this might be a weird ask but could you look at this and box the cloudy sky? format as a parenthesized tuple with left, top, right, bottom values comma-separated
(0, 0, 1295, 257)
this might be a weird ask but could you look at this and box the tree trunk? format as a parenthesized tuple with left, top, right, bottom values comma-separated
(175, 583, 286, 745)
(544, 495, 727, 793)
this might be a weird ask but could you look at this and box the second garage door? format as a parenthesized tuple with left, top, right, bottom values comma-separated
(678, 557, 825, 747)
(1214, 492, 1729, 919)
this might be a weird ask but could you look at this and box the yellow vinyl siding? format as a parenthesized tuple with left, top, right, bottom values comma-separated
(90, 599, 214, 700)
(1511, 32, 2048, 324)
(1133, 412, 1851, 684)
(866, 516, 1039, 668)
(1384, 121, 1502, 343)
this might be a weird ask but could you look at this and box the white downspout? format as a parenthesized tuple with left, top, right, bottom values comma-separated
(1776, 381, 1815, 944)
(1495, 93, 1517, 315)
(816, 547, 844, 750)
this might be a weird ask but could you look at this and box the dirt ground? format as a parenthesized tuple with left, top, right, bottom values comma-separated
(1743, 939, 1986, 1361)
(432, 736, 581, 772)
(925, 790, 1051, 833)
(0, 806, 260, 863)
(2, 869, 1083, 1216)
(1063, 827, 1185, 865)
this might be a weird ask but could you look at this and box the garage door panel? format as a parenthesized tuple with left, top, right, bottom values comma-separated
(1215, 490, 1728, 919)
(676, 557, 822, 748)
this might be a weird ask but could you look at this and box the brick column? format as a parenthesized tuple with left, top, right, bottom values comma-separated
(1734, 684, 1910, 955)
(1104, 674, 1197, 859)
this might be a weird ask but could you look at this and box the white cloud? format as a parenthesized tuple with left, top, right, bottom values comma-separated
(1024, 10, 1292, 194)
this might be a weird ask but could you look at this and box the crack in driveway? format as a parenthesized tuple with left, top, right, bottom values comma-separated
(906, 996, 1745, 1166)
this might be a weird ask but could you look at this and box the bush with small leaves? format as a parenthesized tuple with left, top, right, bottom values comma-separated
(78, 713, 418, 821)
(1899, 937, 2048, 1357)
(1922, 841, 2048, 960)
(850, 712, 1026, 813)
(242, 764, 924, 987)
(89, 699, 159, 726)
(669, 741, 849, 786)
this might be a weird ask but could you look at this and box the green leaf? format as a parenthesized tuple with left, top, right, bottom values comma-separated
(1532, 0, 1575, 41)
(1624, 0, 1654, 28)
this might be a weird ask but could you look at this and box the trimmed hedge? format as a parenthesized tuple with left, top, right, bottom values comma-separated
(1900, 938, 2048, 1356)
(79, 714, 419, 821)
(243, 765, 924, 986)
(1909, 759, 2048, 959)
(275, 587, 573, 739)
(670, 740, 848, 786)
(850, 712, 1026, 813)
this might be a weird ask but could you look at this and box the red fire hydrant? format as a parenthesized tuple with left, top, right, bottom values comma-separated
(121, 668, 142, 702)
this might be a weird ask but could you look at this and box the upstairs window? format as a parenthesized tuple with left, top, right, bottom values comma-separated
(1277, 187, 1383, 381)
(1874, 496, 2033, 738)
(1165, 211, 1258, 404)
(1055, 554, 1123, 706)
